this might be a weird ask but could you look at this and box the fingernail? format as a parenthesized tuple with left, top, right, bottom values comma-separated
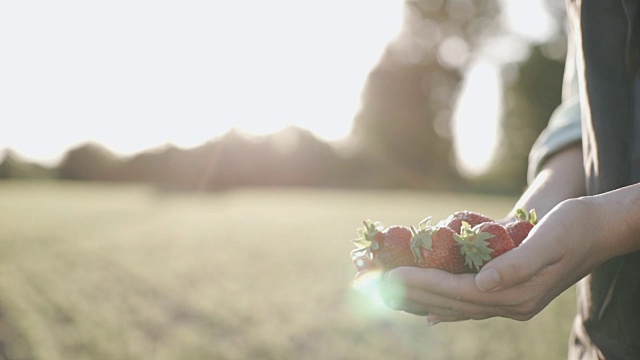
(427, 315, 441, 327)
(476, 268, 501, 291)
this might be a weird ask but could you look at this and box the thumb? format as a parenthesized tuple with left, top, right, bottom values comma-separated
(475, 234, 557, 291)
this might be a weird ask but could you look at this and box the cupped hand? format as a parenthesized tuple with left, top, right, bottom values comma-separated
(379, 197, 612, 323)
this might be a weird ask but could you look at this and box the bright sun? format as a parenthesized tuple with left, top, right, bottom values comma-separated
(0, 1, 404, 165)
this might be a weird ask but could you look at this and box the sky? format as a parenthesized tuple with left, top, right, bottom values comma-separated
(0, 0, 556, 172)
(0, 0, 404, 165)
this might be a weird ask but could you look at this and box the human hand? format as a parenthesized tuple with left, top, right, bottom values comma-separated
(379, 197, 612, 323)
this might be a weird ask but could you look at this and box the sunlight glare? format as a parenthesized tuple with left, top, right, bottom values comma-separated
(348, 270, 398, 319)
(452, 60, 502, 177)
(499, 0, 557, 43)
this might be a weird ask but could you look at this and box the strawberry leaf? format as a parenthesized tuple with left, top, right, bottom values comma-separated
(354, 220, 382, 251)
(352, 238, 371, 249)
(460, 242, 493, 271)
(454, 224, 496, 271)
(418, 216, 432, 231)
(514, 208, 528, 222)
(514, 207, 538, 225)
(410, 224, 434, 262)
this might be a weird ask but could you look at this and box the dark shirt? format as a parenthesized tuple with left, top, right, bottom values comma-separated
(564, 0, 640, 358)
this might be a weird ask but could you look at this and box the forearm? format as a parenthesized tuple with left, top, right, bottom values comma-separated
(588, 182, 640, 257)
(509, 144, 586, 219)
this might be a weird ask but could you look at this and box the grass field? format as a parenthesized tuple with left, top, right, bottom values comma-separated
(0, 181, 576, 360)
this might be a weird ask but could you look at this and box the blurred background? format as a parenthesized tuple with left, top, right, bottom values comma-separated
(0, 0, 575, 359)
(0, 0, 567, 192)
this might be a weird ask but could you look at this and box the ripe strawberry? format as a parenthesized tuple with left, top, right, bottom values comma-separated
(410, 218, 470, 274)
(350, 220, 415, 271)
(455, 221, 516, 272)
(441, 210, 494, 234)
(505, 208, 538, 246)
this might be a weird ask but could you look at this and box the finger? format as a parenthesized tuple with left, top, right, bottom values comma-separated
(381, 270, 509, 317)
(379, 269, 461, 316)
(402, 285, 506, 320)
(475, 225, 563, 292)
(389, 295, 476, 321)
(384, 267, 531, 309)
(426, 314, 472, 325)
(385, 267, 476, 296)
(385, 267, 485, 303)
(387, 298, 471, 323)
(398, 288, 474, 318)
(394, 300, 455, 317)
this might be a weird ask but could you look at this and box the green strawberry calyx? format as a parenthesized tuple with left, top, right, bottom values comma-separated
(454, 222, 495, 271)
(409, 217, 433, 262)
(350, 220, 383, 259)
(514, 208, 538, 225)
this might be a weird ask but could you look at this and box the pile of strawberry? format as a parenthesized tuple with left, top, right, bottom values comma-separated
(350, 208, 537, 274)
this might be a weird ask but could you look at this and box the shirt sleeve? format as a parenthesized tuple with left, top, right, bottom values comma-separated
(527, 97, 582, 183)
(527, 37, 583, 184)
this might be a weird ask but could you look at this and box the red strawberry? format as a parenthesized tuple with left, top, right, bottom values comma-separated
(350, 220, 415, 271)
(505, 208, 538, 246)
(410, 218, 470, 274)
(455, 221, 516, 272)
(441, 210, 494, 234)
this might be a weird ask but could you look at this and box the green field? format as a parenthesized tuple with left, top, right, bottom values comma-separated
(0, 182, 575, 360)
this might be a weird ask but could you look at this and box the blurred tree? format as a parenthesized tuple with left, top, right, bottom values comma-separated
(119, 143, 220, 190)
(465, 0, 568, 192)
(57, 143, 121, 181)
(485, 43, 566, 192)
(0, 149, 55, 179)
(351, 0, 501, 189)
(201, 127, 352, 190)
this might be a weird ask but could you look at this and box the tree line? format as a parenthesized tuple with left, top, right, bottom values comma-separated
(0, 126, 462, 191)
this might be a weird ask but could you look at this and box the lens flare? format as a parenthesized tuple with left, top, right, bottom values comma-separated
(348, 270, 407, 319)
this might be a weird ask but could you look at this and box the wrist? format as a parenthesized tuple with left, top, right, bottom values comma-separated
(589, 183, 640, 258)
